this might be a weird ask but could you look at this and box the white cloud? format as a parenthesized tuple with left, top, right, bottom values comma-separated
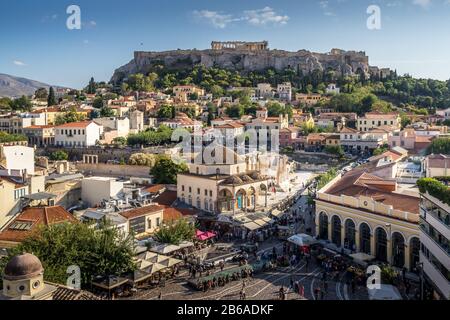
(193, 10, 237, 29)
(386, 1, 402, 7)
(193, 7, 289, 28)
(413, 0, 431, 8)
(13, 60, 26, 67)
(319, 1, 336, 16)
(242, 7, 289, 26)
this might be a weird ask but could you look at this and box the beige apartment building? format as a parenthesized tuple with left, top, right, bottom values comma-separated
(357, 112, 401, 132)
(315, 170, 421, 271)
(173, 85, 205, 102)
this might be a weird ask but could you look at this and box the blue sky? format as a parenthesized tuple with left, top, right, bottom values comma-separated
(1, 0, 450, 89)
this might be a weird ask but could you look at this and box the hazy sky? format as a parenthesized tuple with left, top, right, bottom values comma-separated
(1, 0, 450, 88)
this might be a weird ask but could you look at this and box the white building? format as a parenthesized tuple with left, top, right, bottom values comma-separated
(54, 121, 103, 147)
(0, 145, 35, 175)
(277, 82, 292, 101)
(256, 83, 273, 99)
(130, 110, 144, 132)
(435, 108, 450, 120)
(419, 187, 450, 299)
(94, 117, 130, 138)
(326, 83, 341, 94)
(81, 176, 124, 208)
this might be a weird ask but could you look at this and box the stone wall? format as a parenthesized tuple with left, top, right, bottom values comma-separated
(75, 162, 152, 179)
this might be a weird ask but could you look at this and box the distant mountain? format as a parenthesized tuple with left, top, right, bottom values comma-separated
(0, 73, 66, 98)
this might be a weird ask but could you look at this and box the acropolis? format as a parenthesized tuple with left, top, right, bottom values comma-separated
(211, 41, 269, 51)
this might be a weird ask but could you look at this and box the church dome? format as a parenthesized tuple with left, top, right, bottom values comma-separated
(240, 175, 254, 182)
(250, 172, 263, 180)
(224, 176, 243, 185)
(3, 253, 44, 281)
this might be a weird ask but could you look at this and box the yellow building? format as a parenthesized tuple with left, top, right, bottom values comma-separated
(315, 170, 420, 270)
(173, 85, 205, 102)
(174, 103, 203, 117)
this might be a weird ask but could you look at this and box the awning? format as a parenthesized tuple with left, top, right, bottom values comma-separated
(243, 222, 261, 231)
(150, 244, 181, 254)
(349, 252, 375, 262)
(287, 234, 318, 246)
(270, 209, 283, 217)
(253, 219, 268, 227)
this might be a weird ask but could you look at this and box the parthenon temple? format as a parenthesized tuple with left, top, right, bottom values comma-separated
(211, 41, 269, 51)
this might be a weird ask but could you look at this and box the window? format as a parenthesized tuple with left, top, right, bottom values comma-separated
(147, 218, 152, 229)
(156, 218, 161, 227)
(189, 187, 192, 193)
(182, 185, 185, 192)
(205, 189, 208, 196)
(197, 188, 200, 194)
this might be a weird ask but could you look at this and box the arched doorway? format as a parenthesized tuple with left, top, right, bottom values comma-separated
(259, 184, 268, 207)
(410, 237, 420, 272)
(319, 212, 329, 240)
(247, 187, 256, 210)
(360, 223, 371, 254)
(375, 228, 388, 262)
(392, 232, 406, 268)
(236, 189, 247, 210)
(218, 189, 233, 212)
(345, 219, 356, 250)
(331, 215, 342, 247)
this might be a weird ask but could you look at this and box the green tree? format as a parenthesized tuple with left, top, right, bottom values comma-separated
(112, 137, 127, 147)
(154, 218, 195, 245)
(55, 108, 86, 125)
(10, 96, 32, 111)
(150, 157, 188, 184)
(34, 87, 48, 100)
(157, 104, 174, 119)
(0, 97, 12, 110)
(427, 137, 450, 154)
(128, 153, 158, 167)
(86, 77, 96, 94)
(92, 96, 104, 109)
(49, 150, 69, 161)
(47, 87, 57, 106)
(324, 145, 344, 157)
(4, 222, 136, 289)
(100, 106, 115, 117)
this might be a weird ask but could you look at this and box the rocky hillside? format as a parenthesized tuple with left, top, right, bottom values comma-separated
(0, 73, 55, 98)
(111, 47, 371, 85)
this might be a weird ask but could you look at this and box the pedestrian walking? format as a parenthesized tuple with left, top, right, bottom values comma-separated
(299, 284, 305, 298)
(158, 291, 162, 300)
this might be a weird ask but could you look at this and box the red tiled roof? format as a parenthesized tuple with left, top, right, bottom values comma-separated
(119, 204, 164, 219)
(144, 184, 166, 194)
(325, 171, 419, 214)
(163, 208, 197, 223)
(0, 206, 77, 243)
(55, 121, 95, 128)
(153, 190, 178, 208)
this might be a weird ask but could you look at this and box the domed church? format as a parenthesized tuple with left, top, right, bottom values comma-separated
(1, 253, 100, 300)
(1, 253, 57, 300)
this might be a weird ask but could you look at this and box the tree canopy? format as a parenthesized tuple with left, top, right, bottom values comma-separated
(150, 156, 188, 184)
(1, 222, 136, 289)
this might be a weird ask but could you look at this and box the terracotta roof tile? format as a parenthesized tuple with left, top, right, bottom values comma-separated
(0, 206, 77, 243)
(119, 204, 164, 219)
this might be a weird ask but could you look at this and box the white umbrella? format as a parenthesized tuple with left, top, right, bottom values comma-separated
(287, 234, 317, 246)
